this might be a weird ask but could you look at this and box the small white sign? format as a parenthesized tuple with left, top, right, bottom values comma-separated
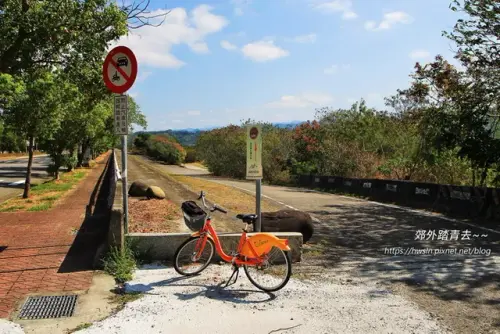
(246, 124, 263, 180)
(114, 95, 128, 135)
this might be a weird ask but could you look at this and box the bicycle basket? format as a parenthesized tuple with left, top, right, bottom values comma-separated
(181, 201, 207, 232)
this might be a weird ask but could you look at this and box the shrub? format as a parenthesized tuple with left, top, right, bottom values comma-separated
(144, 135, 186, 165)
(196, 124, 297, 182)
(195, 125, 247, 178)
(102, 244, 136, 283)
(46, 163, 58, 177)
(63, 154, 78, 171)
(184, 146, 197, 163)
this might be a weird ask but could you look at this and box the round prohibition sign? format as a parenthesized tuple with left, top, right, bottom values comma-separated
(249, 127, 259, 139)
(103, 46, 138, 94)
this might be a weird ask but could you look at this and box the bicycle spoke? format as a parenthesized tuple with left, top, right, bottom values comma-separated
(174, 237, 214, 275)
(244, 246, 291, 292)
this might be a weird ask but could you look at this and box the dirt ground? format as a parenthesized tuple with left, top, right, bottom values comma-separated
(128, 197, 183, 233)
(121, 152, 249, 233)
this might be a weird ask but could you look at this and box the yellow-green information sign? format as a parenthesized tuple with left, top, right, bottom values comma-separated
(246, 124, 262, 179)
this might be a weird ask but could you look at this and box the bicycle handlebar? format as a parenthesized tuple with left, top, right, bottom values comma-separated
(197, 191, 227, 214)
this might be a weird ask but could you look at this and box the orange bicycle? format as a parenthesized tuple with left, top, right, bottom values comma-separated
(173, 191, 292, 292)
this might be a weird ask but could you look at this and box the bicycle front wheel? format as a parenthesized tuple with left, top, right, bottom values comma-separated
(244, 247, 292, 292)
(173, 236, 215, 276)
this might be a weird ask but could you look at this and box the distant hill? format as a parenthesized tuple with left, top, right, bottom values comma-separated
(273, 121, 304, 129)
(130, 121, 306, 147)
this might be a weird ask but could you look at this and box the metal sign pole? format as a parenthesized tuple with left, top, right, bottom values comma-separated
(122, 133, 128, 234)
(104, 46, 137, 241)
(246, 124, 263, 232)
(256, 179, 262, 232)
(115, 93, 129, 235)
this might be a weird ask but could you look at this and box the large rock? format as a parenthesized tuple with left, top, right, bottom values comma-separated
(146, 186, 166, 199)
(128, 180, 149, 197)
(261, 210, 314, 243)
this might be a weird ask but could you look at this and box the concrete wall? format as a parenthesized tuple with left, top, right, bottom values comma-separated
(106, 149, 124, 250)
(126, 232, 303, 263)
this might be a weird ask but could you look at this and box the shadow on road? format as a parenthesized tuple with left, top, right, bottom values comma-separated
(125, 274, 277, 304)
(303, 201, 500, 307)
(58, 159, 112, 273)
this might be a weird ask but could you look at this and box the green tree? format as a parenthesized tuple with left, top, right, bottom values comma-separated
(397, 56, 500, 186)
(443, 0, 499, 105)
(3, 70, 66, 197)
(196, 125, 246, 178)
(0, 0, 127, 74)
(133, 132, 152, 150)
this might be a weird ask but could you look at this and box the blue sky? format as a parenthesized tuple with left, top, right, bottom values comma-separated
(113, 0, 463, 131)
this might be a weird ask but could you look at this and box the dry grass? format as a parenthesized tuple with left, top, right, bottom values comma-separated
(170, 175, 283, 214)
(0, 168, 91, 212)
(128, 197, 183, 233)
(0, 151, 44, 160)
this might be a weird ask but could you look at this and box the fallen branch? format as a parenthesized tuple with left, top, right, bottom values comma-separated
(268, 324, 303, 334)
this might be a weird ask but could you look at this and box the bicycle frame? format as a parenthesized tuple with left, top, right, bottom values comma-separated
(192, 217, 273, 266)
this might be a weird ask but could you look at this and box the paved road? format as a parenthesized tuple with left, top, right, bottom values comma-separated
(162, 164, 500, 334)
(0, 155, 51, 203)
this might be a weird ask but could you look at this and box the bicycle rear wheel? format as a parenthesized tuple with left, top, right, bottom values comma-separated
(173, 236, 215, 276)
(243, 247, 292, 292)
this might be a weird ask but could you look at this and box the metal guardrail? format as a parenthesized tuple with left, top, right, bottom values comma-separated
(295, 174, 500, 223)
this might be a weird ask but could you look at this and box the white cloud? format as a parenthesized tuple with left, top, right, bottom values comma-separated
(265, 93, 333, 108)
(242, 40, 289, 62)
(323, 65, 338, 75)
(136, 71, 152, 83)
(313, 0, 358, 20)
(409, 49, 431, 60)
(323, 63, 350, 75)
(286, 33, 317, 44)
(129, 92, 139, 98)
(342, 10, 358, 20)
(365, 11, 413, 31)
(231, 0, 252, 16)
(172, 120, 184, 123)
(187, 110, 201, 116)
(220, 40, 238, 51)
(110, 5, 228, 68)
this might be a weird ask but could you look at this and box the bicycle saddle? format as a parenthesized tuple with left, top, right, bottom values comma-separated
(236, 214, 258, 223)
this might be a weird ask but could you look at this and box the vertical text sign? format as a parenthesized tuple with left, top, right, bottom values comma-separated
(246, 124, 263, 179)
(114, 95, 128, 135)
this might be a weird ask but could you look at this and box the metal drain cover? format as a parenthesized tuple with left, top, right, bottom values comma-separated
(19, 295, 78, 319)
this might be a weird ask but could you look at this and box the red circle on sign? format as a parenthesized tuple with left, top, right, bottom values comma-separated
(103, 46, 138, 94)
(250, 127, 259, 139)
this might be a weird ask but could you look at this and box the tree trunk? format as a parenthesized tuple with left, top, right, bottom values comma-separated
(479, 164, 488, 187)
(69, 145, 75, 159)
(54, 151, 62, 180)
(78, 139, 89, 167)
(472, 164, 476, 187)
(22, 136, 34, 199)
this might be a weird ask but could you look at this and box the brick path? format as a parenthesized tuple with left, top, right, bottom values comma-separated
(0, 152, 110, 319)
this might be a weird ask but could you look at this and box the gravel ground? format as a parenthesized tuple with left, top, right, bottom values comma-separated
(0, 320, 24, 334)
(75, 263, 448, 334)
